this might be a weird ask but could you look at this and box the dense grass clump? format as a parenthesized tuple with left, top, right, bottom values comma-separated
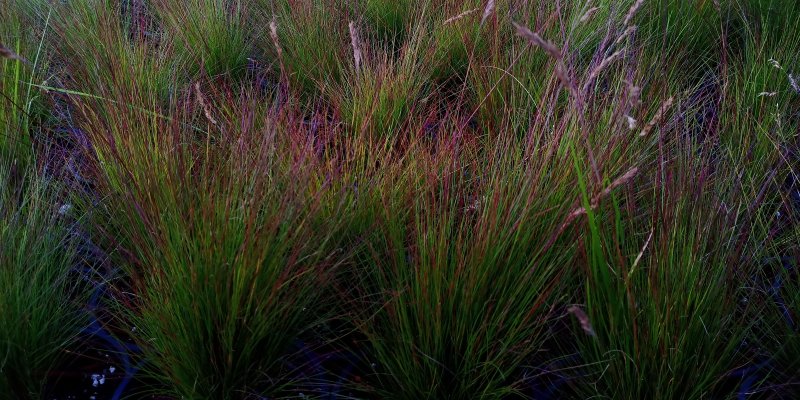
(1, 0, 799, 398)
(0, 160, 86, 399)
(1, 4, 88, 397)
(0, 163, 87, 400)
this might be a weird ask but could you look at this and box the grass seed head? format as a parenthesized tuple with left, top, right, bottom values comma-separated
(349, 21, 363, 71)
(481, 0, 496, 26)
(513, 22, 562, 59)
(639, 96, 674, 137)
(789, 73, 799, 93)
(444, 8, 479, 25)
(567, 305, 596, 336)
(0, 43, 30, 65)
(580, 7, 600, 23)
(623, 0, 644, 26)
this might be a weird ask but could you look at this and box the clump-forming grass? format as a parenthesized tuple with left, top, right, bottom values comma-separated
(1, 4, 88, 398)
(2, 0, 800, 398)
(0, 163, 87, 400)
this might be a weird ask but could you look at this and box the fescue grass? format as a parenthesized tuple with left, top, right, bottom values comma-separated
(1, 7, 88, 397)
(0, 9, 87, 390)
(1, 0, 799, 398)
(154, 0, 251, 78)
(69, 78, 348, 398)
(346, 137, 581, 399)
(572, 143, 764, 398)
(0, 162, 87, 400)
(0, 0, 51, 169)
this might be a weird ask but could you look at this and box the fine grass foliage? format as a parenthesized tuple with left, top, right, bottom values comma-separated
(2, 0, 800, 398)
(0, 163, 87, 399)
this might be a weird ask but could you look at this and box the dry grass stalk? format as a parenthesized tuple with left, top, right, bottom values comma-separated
(582, 49, 625, 93)
(580, 7, 600, 23)
(789, 74, 800, 94)
(0, 44, 30, 65)
(194, 82, 218, 126)
(623, 0, 644, 26)
(567, 305, 596, 337)
(615, 25, 637, 45)
(349, 21, 363, 71)
(630, 229, 654, 272)
(639, 96, 674, 137)
(565, 166, 639, 222)
(269, 19, 283, 60)
(513, 22, 562, 59)
(625, 80, 641, 106)
(444, 8, 479, 25)
(481, 0, 496, 25)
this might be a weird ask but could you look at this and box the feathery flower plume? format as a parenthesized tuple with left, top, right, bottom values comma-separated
(615, 25, 637, 45)
(565, 167, 639, 222)
(583, 49, 625, 93)
(580, 7, 600, 23)
(269, 19, 283, 59)
(625, 80, 641, 106)
(194, 82, 217, 126)
(625, 115, 637, 130)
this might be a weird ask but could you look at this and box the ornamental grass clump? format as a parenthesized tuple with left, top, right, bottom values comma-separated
(50, 4, 349, 392)
(2, 0, 800, 398)
(572, 143, 768, 399)
(342, 34, 644, 396)
(70, 78, 346, 398)
(1, 9, 88, 397)
(0, 0, 51, 169)
(154, 0, 251, 78)
(347, 139, 579, 399)
(0, 162, 87, 400)
(567, 2, 800, 396)
(333, 20, 432, 140)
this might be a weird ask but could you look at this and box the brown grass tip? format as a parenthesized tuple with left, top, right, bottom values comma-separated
(0, 44, 31, 65)
(512, 22, 562, 60)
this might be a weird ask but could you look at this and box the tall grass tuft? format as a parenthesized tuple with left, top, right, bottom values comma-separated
(71, 78, 344, 397)
(572, 144, 764, 398)
(348, 149, 576, 398)
(256, 0, 350, 97)
(154, 0, 251, 78)
(3, 0, 800, 398)
(1, 8, 88, 396)
(333, 20, 431, 140)
(0, 162, 86, 399)
(0, 0, 51, 169)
